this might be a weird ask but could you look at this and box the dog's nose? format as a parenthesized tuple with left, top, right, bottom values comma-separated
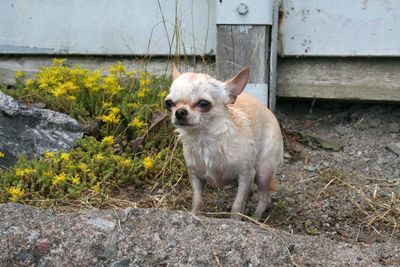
(175, 108, 188, 120)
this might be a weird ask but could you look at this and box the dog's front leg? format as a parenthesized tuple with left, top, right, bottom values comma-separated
(230, 171, 254, 220)
(191, 173, 205, 214)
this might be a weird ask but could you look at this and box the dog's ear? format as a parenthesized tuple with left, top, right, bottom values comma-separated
(172, 63, 181, 81)
(225, 67, 250, 104)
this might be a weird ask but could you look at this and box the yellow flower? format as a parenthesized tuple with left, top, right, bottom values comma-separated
(94, 153, 105, 161)
(67, 95, 77, 101)
(0, 152, 5, 158)
(129, 117, 147, 129)
(127, 102, 140, 109)
(15, 168, 36, 177)
(101, 136, 114, 145)
(71, 174, 80, 185)
(102, 75, 122, 95)
(50, 81, 78, 97)
(78, 163, 90, 173)
(109, 62, 126, 75)
(8, 186, 25, 202)
(91, 182, 101, 192)
(139, 73, 151, 88)
(114, 155, 132, 167)
(142, 157, 154, 170)
(99, 107, 121, 125)
(60, 152, 70, 161)
(52, 172, 67, 186)
(15, 168, 25, 177)
(88, 172, 97, 181)
(25, 79, 34, 87)
(15, 70, 24, 78)
(84, 70, 101, 92)
(52, 58, 66, 65)
(44, 151, 55, 159)
(158, 90, 168, 99)
(44, 171, 53, 177)
(102, 102, 112, 109)
(137, 88, 150, 98)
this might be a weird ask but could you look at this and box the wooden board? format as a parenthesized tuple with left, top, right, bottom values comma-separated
(277, 58, 400, 101)
(216, 25, 270, 83)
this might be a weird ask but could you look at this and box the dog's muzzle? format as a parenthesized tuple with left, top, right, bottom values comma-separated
(175, 108, 188, 120)
(174, 108, 191, 126)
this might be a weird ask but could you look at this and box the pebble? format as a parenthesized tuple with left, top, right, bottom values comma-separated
(288, 243, 300, 254)
(87, 219, 116, 231)
(110, 259, 130, 267)
(386, 143, 400, 156)
(27, 230, 40, 245)
(35, 239, 50, 255)
(303, 165, 320, 172)
(321, 214, 329, 219)
(388, 122, 399, 133)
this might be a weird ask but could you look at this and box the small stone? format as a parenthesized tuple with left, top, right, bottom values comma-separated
(110, 259, 130, 267)
(377, 157, 385, 165)
(388, 122, 399, 133)
(357, 256, 363, 261)
(35, 238, 50, 255)
(303, 165, 320, 172)
(386, 143, 400, 156)
(87, 218, 115, 231)
(27, 230, 40, 245)
(31, 102, 46, 109)
(335, 126, 350, 136)
(288, 243, 300, 254)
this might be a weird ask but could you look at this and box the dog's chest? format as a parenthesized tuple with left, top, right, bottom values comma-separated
(183, 137, 236, 187)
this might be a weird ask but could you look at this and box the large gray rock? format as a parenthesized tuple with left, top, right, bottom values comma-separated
(0, 91, 83, 167)
(0, 203, 398, 266)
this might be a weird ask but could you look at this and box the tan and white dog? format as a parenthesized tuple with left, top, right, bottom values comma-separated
(165, 65, 283, 220)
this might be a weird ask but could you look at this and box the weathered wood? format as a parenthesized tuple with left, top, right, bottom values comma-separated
(268, 0, 279, 111)
(0, 56, 215, 86)
(216, 25, 271, 84)
(277, 58, 400, 101)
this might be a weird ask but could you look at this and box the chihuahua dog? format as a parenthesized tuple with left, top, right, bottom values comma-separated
(165, 65, 283, 220)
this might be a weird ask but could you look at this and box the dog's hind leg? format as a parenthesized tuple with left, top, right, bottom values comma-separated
(254, 164, 275, 219)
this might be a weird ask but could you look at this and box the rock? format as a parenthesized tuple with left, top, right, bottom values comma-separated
(0, 147, 18, 167)
(335, 126, 351, 136)
(0, 203, 398, 266)
(386, 143, 400, 156)
(0, 91, 83, 167)
(388, 122, 399, 133)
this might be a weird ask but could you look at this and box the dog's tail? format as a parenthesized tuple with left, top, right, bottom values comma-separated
(269, 178, 279, 192)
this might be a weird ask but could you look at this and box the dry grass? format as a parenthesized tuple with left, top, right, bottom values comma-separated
(317, 168, 400, 235)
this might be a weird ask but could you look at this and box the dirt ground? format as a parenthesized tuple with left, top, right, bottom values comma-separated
(124, 99, 399, 251)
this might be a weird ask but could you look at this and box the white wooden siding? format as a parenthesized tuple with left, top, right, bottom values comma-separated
(0, 0, 215, 55)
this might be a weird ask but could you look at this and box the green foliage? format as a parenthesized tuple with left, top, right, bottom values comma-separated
(0, 59, 187, 207)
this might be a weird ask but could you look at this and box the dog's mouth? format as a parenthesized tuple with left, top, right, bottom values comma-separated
(174, 121, 193, 127)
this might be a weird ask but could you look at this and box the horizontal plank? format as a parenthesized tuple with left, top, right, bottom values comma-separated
(280, 0, 400, 56)
(277, 57, 400, 101)
(0, 0, 215, 55)
(0, 56, 215, 86)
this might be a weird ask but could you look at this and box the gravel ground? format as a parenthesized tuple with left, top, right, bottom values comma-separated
(269, 100, 400, 245)
(124, 99, 399, 257)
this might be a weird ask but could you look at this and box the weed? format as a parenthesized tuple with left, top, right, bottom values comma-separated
(0, 59, 188, 208)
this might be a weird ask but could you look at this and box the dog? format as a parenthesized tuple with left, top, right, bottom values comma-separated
(165, 64, 283, 220)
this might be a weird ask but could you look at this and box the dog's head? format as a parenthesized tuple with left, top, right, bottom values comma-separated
(165, 64, 250, 129)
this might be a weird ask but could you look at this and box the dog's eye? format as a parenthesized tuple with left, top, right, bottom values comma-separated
(164, 99, 175, 110)
(196, 100, 211, 108)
